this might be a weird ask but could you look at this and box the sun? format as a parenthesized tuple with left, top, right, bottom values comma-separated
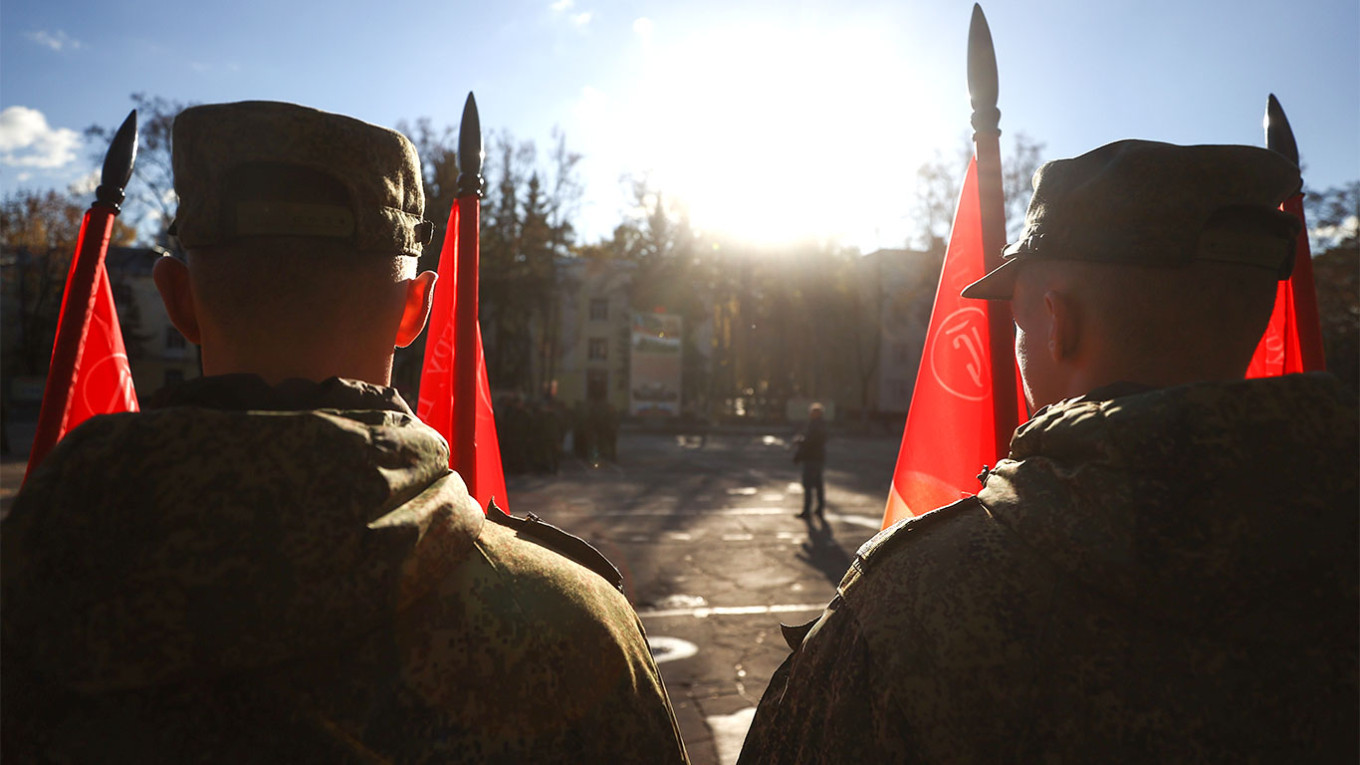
(618, 19, 950, 249)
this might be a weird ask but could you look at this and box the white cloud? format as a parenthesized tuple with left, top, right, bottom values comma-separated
(550, 0, 573, 10)
(572, 11, 592, 27)
(68, 170, 100, 196)
(633, 17, 654, 42)
(24, 29, 81, 52)
(186, 60, 242, 75)
(16, 172, 33, 182)
(1312, 216, 1359, 248)
(0, 106, 82, 169)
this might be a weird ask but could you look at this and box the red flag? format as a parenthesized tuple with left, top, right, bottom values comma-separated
(882, 158, 1025, 527)
(26, 208, 139, 481)
(69, 265, 139, 425)
(417, 198, 509, 511)
(1246, 192, 1325, 377)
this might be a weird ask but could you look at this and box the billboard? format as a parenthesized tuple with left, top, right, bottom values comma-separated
(630, 312, 682, 416)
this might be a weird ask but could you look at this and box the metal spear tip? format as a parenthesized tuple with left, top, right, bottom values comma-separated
(458, 92, 486, 198)
(968, 4, 1001, 135)
(96, 109, 138, 210)
(1265, 93, 1299, 166)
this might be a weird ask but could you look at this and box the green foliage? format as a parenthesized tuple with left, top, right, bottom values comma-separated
(479, 131, 582, 393)
(394, 122, 584, 396)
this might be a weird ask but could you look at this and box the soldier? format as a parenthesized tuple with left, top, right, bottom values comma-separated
(792, 402, 828, 520)
(739, 141, 1358, 762)
(2, 101, 688, 764)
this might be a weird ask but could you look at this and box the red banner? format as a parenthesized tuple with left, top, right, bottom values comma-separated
(26, 209, 139, 481)
(417, 199, 508, 511)
(1246, 193, 1325, 377)
(882, 158, 1025, 527)
(66, 265, 140, 426)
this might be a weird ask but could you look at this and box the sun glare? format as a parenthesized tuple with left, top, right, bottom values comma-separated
(618, 21, 949, 249)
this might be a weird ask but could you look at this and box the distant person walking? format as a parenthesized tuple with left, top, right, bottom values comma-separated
(793, 403, 828, 519)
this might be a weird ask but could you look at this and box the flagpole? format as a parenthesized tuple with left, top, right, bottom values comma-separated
(967, 4, 1020, 457)
(455, 92, 486, 500)
(1265, 93, 1326, 371)
(26, 110, 138, 479)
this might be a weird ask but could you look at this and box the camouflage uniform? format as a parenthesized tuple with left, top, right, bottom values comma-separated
(3, 375, 688, 764)
(740, 374, 1358, 763)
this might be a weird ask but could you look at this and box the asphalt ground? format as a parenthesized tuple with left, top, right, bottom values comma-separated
(507, 430, 899, 764)
(1, 424, 901, 764)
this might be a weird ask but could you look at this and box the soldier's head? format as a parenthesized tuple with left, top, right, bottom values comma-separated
(809, 402, 825, 420)
(963, 140, 1300, 410)
(153, 101, 438, 386)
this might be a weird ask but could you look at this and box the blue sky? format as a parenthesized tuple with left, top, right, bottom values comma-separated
(2, 0, 1357, 251)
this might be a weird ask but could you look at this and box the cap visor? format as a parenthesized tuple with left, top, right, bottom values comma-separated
(961, 258, 1021, 300)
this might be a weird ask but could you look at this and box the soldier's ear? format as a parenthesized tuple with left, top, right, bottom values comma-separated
(1044, 289, 1079, 362)
(395, 270, 437, 349)
(153, 256, 202, 344)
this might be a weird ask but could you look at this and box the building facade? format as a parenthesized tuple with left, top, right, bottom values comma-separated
(1, 246, 200, 415)
(546, 257, 634, 411)
(858, 248, 941, 415)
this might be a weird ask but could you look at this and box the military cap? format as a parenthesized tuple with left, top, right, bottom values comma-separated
(962, 140, 1302, 300)
(169, 101, 434, 256)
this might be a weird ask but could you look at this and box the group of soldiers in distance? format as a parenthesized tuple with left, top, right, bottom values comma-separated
(497, 393, 619, 474)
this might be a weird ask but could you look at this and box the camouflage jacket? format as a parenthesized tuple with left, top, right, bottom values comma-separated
(740, 373, 1358, 763)
(3, 375, 688, 764)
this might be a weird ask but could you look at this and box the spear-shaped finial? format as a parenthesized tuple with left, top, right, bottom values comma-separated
(964, 3, 1019, 460)
(968, 3, 1001, 138)
(25, 109, 140, 481)
(458, 92, 485, 198)
(1265, 94, 1299, 166)
(95, 110, 138, 211)
(452, 91, 487, 505)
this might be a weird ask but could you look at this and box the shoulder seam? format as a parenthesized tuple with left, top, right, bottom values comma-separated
(848, 497, 984, 583)
(484, 508, 625, 593)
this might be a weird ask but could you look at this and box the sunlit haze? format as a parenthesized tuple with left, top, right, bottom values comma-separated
(574, 17, 946, 246)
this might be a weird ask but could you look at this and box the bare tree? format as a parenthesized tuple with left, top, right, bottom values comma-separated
(1306, 181, 1359, 252)
(1001, 132, 1045, 239)
(85, 94, 191, 246)
(1, 189, 137, 374)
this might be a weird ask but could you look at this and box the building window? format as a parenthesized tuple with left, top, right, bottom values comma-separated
(588, 337, 608, 360)
(166, 326, 186, 350)
(589, 298, 609, 321)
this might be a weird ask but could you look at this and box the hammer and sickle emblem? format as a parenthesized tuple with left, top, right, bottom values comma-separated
(928, 307, 990, 402)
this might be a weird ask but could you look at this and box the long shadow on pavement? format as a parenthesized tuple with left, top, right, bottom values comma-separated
(794, 513, 854, 588)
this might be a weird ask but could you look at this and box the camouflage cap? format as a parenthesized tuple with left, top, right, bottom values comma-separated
(170, 101, 434, 256)
(962, 140, 1302, 300)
